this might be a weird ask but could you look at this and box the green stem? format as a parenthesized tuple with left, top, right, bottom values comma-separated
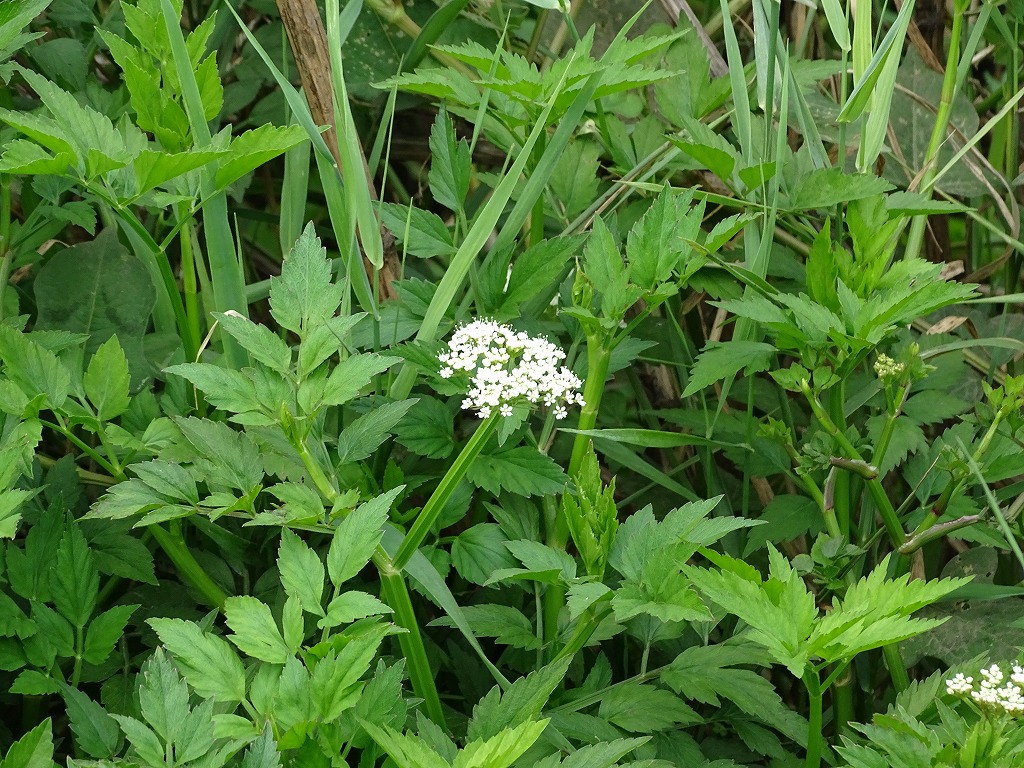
(802, 384, 905, 547)
(903, 0, 967, 261)
(377, 564, 446, 726)
(148, 523, 228, 609)
(804, 669, 824, 768)
(882, 643, 910, 692)
(544, 338, 612, 649)
(292, 423, 448, 725)
(71, 626, 84, 687)
(392, 413, 500, 570)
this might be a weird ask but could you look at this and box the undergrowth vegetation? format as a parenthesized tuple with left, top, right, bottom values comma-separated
(1, 0, 1023, 765)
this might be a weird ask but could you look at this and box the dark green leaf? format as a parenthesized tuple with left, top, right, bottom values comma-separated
(60, 684, 120, 759)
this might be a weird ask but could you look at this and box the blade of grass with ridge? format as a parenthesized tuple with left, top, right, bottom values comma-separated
(160, 0, 249, 370)
(226, 2, 377, 315)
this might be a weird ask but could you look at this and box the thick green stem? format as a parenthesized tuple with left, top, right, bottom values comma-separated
(377, 564, 446, 726)
(293, 424, 450, 725)
(544, 339, 611, 649)
(882, 643, 910, 692)
(149, 523, 228, 609)
(802, 384, 905, 547)
(804, 670, 824, 768)
(393, 413, 500, 570)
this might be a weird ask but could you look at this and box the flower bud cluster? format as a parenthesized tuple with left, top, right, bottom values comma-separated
(873, 354, 905, 381)
(947, 663, 1024, 715)
(438, 320, 585, 419)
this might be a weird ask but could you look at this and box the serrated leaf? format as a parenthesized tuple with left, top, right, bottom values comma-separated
(430, 604, 539, 650)
(467, 657, 570, 741)
(83, 336, 131, 420)
(392, 396, 454, 459)
(787, 168, 894, 210)
(378, 203, 456, 258)
(278, 529, 325, 616)
(51, 524, 99, 629)
(270, 223, 343, 337)
(467, 446, 568, 497)
(215, 311, 291, 374)
(336, 399, 416, 464)
(598, 683, 701, 733)
(224, 595, 291, 664)
(327, 493, 390, 586)
(148, 618, 246, 702)
(83, 604, 138, 665)
(215, 124, 308, 190)
(0, 717, 56, 768)
(682, 340, 776, 397)
(138, 648, 190, 747)
(451, 524, 519, 585)
(60, 684, 120, 759)
(165, 362, 263, 416)
(317, 591, 392, 628)
(321, 354, 399, 408)
(174, 416, 264, 491)
(427, 107, 471, 212)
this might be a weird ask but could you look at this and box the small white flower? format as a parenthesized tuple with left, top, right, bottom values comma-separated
(946, 673, 974, 696)
(439, 320, 585, 419)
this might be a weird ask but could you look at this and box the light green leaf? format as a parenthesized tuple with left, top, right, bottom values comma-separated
(84, 336, 131, 421)
(0, 718, 56, 768)
(682, 340, 776, 397)
(270, 223, 343, 337)
(278, 529, 325, 616)
(148, 618, 247, 703)
(317, 591, 392, 629)
(215, 311, 291, 374)
(224, 595, 291, 664)
(336, 398, 417, 464)
(321, 353, 400, 408)
(328, 494, 389, 586)
(214, 124, 308, 191)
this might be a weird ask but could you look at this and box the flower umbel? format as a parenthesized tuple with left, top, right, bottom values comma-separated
(439, 320, 584, 419)
(947, 663, 1024, 715)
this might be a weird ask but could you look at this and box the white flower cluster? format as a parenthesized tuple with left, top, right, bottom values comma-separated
(438, 320, 585, 419)
(947, 663, 1024, 715)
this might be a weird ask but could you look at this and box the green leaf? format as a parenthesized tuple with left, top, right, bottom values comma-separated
(430, 604, 540, 650)
(270, 223, 343, 337)
(148, 618, 247, 703)
(328, 494, 389, 586)
(83, 604, 138, 665)
(137, 648, 190, 747)
(0, 718, 56, 768)
(467, 657, 570, 741)
(34, 229, 155, 389)
(682, 340, 776, 397)
(51, 524, 99, 629)
(787, 168, 894, 210)
(358, 721, 450, 768)
(165, 362, 263, 416)
(378, 203, 456, 258)
(317, 591, 392, 629)
(309, 623, 387, 721)
(60, 684, 121, 759)
(278, 529, 325, 617)
(467, 446, 568, 497)
(451, 524, 519, 585)
(336, 399, 417, 464)
(393, 395, 455, 459)
(0, 326, 71, 410)
(215, 124, 308, 190)
(215, 311, 292, 374)
(174, 416, 264, 492)
(83, 336, 132, 421)
(500, 235, 585, 316)
(454, 719, 550, 768)
(598, 682, 701, 733)
(562, 428, 724, 449)
(321, 354, 400, 408)
(224, 595, 291, 664)
(427, 107, 471, 213)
